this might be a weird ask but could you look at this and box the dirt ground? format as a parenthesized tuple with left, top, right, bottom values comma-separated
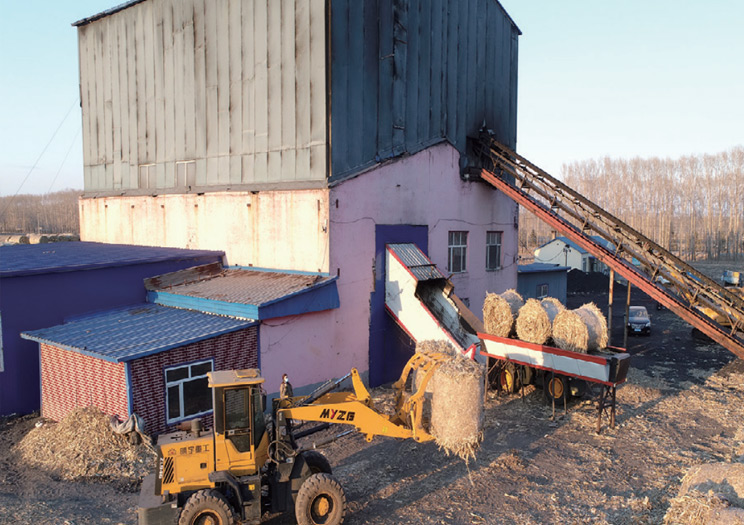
(2, 266, 744, 524)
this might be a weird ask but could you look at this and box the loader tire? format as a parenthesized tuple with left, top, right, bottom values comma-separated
(302, 450, 332, 474)
(295, 473, 347, 525)
(178, 489, 237, 525)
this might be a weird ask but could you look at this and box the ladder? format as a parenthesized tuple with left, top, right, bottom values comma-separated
(469, 132, 744, 359)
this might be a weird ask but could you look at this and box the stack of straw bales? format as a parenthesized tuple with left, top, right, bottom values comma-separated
(552, 302, 608, 353)
(483, 289, 524, 337)
(414, 340, 485, 461)
(515, 298, 565, 345)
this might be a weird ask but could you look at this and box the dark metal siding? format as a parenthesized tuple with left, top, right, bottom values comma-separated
(330, 0, 519, 182)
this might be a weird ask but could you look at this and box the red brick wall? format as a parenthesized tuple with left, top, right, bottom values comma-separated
(40, 344, 128, 422)
(129, 326, 258, 435)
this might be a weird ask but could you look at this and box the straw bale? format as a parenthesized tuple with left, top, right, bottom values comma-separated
(483, 289, 524, 337)
(14, 407, 155, 488)
(552, 302, 608, 353)
(540, 297, 565, 323)
(515, 299, 552, 345)
(429, 354, 485, 461)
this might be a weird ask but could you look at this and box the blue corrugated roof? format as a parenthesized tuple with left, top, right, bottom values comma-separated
(537, 236, 615, 255)
(20, 303, 256, 363)
(0, 242, 224, 278)
(518, 263, 570, 274)
(387, 243, 444, 281)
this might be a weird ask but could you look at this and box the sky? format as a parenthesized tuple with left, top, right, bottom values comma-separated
(1, 0, 743, 196)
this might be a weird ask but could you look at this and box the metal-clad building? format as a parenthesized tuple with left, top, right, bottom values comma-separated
(0, 242, 224, 416)
(74, 0, 519, 194)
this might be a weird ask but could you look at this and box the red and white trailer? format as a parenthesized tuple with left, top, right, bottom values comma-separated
(479, 333, 631, 431)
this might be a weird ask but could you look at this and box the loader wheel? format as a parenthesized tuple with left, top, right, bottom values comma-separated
(543, 374, 568, 404)
(179, 489, 237, 525)
(302, 450, 332, 474)
(295, 473, 347, 525)
(499, 363, 521, 393)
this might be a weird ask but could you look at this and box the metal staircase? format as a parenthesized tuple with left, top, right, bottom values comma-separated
(469, 131, 744, 359)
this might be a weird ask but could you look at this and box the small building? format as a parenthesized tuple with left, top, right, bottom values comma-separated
(517, 263, 569, 304)
(0, 242, 223, 416)
(21, 303, 257, 435)
(534, 236, 614, 274)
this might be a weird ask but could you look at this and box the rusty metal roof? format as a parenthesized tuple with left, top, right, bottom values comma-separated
(387, 243, 444, 281)
(148, 268, 340, 320)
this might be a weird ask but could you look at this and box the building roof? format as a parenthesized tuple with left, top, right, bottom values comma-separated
(0, 242, 223, 278)
(21, 303, 256, 363)
(72, 0, 147, 26)
(537, 236, 615, 255)
(147, 266, 340, 320)
(518, 263, 570, 274)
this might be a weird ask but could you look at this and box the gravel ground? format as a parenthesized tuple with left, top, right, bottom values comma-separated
(1, 269, 743, 524)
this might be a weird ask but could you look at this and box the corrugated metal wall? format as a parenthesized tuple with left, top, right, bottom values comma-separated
(78, 0, 328, 194)
(329, 0, 519, 181)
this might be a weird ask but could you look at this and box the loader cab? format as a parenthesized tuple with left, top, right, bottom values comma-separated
(208, 369, 269, 475)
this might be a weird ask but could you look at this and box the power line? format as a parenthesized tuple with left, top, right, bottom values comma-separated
(0, 98, 79, 219)
(45, 124, 82, 195)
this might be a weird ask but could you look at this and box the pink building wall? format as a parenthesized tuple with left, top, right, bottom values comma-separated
(262, 142, 518, 391)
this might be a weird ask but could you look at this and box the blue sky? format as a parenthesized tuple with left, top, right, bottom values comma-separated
(1, 1, 742, 196)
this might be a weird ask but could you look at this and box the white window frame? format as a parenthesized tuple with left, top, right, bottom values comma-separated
(448, 231, 468, 274)
(537, 283, 549, 299)
(486, 231, 502, 271)
(164, 359, 214, 424)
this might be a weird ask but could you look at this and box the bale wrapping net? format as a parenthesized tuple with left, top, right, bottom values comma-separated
(515, 298, 552, 345)
(483, 289, 524, 337)
(540, 297, 565, 324)
(412, 340, 484, 461)
(552, 302, 608, 353)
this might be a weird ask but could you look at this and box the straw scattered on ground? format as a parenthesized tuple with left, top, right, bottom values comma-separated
(13, 407, 155, 490)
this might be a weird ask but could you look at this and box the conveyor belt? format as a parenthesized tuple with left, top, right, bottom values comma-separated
(470, 132, 744, 359)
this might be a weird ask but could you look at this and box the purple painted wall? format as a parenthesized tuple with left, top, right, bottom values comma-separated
(328, 142, 518, 385)
(0, 255, 222, 416)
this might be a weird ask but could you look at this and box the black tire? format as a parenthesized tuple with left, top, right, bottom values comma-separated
(499, 362, 521, 393)
(543, 374, 568, 404)
(302, 450, 332, 475)
(295, 473, 347, 525)
(178, 489, 237, 525)
(569, 378, 587, 398)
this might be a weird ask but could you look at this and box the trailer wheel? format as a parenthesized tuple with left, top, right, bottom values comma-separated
(178, 489, 237, 525)
(302, 450, 332, 474)
(543, 374, 568, 403)
(295, 473, 347, 525)
(499, 363, 521, 393)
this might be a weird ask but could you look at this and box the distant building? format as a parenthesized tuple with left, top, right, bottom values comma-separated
(72, 0, 521, 392)
(534, 236, 614, 274)
(0, 242, 223, 416)
(517, 263, 569, 304)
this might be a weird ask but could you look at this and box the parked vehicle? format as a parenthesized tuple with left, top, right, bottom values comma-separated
(627, 306, 651, 336)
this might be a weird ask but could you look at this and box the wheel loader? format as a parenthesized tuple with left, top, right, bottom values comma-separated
(138, 351, 450, 525)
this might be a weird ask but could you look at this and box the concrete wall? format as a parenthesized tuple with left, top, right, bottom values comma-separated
(79, 189, 330, 272)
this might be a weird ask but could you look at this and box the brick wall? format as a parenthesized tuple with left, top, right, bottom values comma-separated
(39, 343, 128, 422)
(129, 326, 258, 435)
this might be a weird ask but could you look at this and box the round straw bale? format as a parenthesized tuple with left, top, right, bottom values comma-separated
(516, 299, 552, 345)
(430, 355, 485, 461)
(540, 297, 565, 323)
(552, 302, 608, 353)
(483, 289, 524, 337)
(412, 340, 458, 424)
(415, 339, 457, 357)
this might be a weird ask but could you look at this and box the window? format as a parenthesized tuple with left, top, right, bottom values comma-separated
(165, 359, 214, 423)
(537, 283, 549, 299)
(176, 160, 196, 188)
(138, 164, 156, 189)
(486, 231, 502, 271)
(448, 231, 468, 273)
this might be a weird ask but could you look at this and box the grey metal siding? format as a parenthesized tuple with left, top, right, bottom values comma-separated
(330, 0, 519, 182)
(78, 0, 328, 195)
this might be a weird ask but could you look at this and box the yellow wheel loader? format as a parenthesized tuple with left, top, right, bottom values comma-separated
(138, 351, 450, 525)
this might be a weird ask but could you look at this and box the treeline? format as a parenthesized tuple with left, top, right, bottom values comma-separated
(519, 146, 744, 262)
(0, 190, 81, 235)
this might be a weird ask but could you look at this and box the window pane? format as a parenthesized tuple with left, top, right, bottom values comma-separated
(225, 388, 251, 430)
(167, 385, 181, 420)
(183, 377, 211, 417)
(166, 366, 189, 383)
(191, 362, 212, 377)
